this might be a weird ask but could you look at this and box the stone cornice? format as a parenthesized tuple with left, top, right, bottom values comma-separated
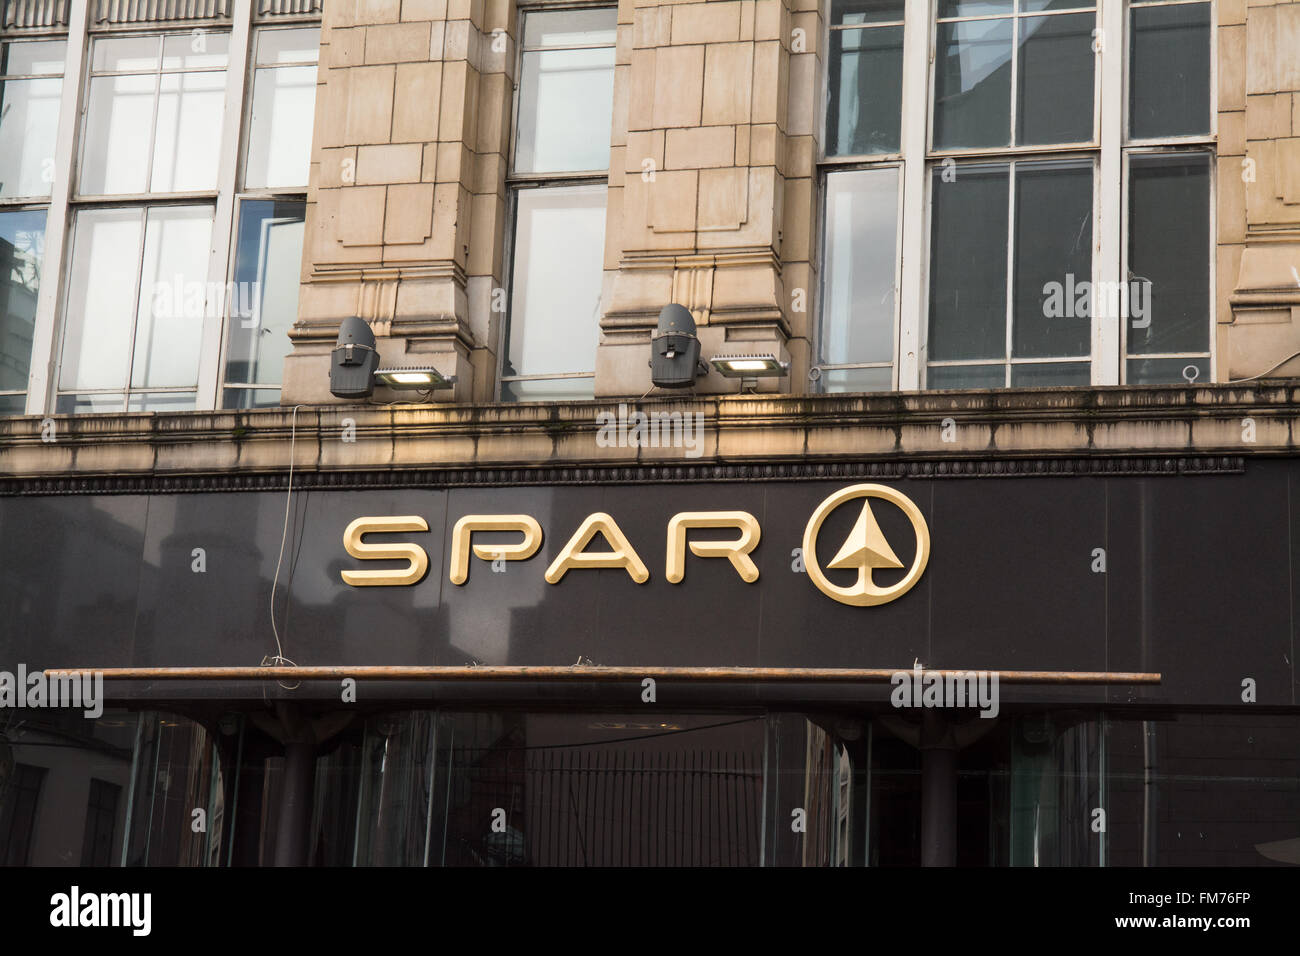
(0, 383, 1297, 487)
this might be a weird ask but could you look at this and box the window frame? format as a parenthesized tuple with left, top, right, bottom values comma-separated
(815, 0, 1218, 393)
(496, 1, 617, 403)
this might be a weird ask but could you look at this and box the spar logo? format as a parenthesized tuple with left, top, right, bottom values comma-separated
(338, 484, 931, 607)
(801, 484, 931, 607)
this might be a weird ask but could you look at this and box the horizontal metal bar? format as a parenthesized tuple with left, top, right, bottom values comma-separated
(42, 665, 1161, 684)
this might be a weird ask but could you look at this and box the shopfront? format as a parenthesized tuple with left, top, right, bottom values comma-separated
(2, 454, 1298, 866)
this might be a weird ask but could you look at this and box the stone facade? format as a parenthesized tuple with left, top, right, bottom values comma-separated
(278, 1, 1300, 401)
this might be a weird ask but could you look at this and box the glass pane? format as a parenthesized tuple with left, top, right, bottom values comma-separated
(1016, 13, 1094, 145)
(92, 35, 161, 72)
(0, 393, 24, 414)
(938, 0, 1012, 15)
(1010, 362, 1090, 386)
(1129, 3, 1210, 139)
(1127, 153, 1209, 355)
(927, 364, 1006, 389)
(928, 163, 1009, 361)
(523, 9, 617, 48)
(60, 208, 143, 390)
(256, 27, 320, 64)
(224, 200, 305, 387)
(0, 209, 44, 391)
(126, 391, 196, 412)
(500, 377, 595, 402)
(0, 77, 63, 197)
(1022, 0, 1094, 10)
(245, 64, 317, 189)
(817, 366, 893, 393)
(81, 74, 156, 195)
(831, 0, 904, 25)
(820, 167, 898, 367)
(222, 386, 282, 409)
(56, 392, 127, 413)
(1126, 356, 1208, 386)
(132, 205, 213, 388)
(1014, 159, 1091, 358)
(161, 31, 230, 70)
(515, 47, 615, 173)
(933, 18, 1013, 149)
(122, 713, 220, 865)
(4, 39, 66, 75)
(504, 184, 606, 380)
(827, 25, 903, 155)
(152, 71, 225, 192)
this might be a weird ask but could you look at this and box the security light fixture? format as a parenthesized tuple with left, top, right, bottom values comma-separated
(329, 315, 380, 399)
(375, 367, 455, 390)
(710, 354, 788, 382)
(649, 303, 707, 388)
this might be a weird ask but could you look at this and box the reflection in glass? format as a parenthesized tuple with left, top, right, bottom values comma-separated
(933, 18, 1012, 149)
(927, 363, 1006, 390)
(1127, 153, 1209, 359)
(1010, 362, 1090, 387)
(0, 54, 63, 198)
(132, 206, 214, 389)
(245, 64, 317, 189)
(503, 184, 606, 395)
(820, 167, 898, 374)
(81, 74, 157, 195)
(1130, 2, 1210, 139)
(831, 0, 904, 26)
(222, 200, 305, 394)
(928, 163, 1008, 361)
(522, 8, 617, 47)
(61, 208, 144, 391)
(515, 47, 615, 173)
(0, 209, 44, 394)
(827, 25, 903, 155)
(151, 71, 225, 192)
(1016, 13, 1093, 145)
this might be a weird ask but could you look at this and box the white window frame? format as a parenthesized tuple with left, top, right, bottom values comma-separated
(18, 0, 321, 416)
(496, 1, 616, 403)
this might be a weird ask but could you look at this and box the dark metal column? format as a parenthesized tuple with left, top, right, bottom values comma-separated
(920, 709, 957, 867)
(273, 705, 316, 867)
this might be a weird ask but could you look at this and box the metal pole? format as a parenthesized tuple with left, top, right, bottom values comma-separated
(920, 709, 957, 868)
(44, 665, 1162, 684)
(272, 704, 316, 867)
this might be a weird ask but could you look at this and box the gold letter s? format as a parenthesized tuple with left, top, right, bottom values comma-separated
(341, 516, 430, 586)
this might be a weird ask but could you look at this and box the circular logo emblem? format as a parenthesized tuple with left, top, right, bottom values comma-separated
(802, 484, 930, 607)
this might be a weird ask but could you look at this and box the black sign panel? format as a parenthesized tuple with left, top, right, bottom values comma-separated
(1, 463, 1296, 707)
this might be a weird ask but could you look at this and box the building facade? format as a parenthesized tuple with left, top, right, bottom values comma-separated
(0, 0, 1298, 866)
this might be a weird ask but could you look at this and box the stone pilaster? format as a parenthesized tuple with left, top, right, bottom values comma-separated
(1219, 0, 1300, 380)
(597, 0, 806, 396)
(283, 0, 513, 404)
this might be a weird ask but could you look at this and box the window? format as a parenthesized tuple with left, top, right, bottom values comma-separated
(0, 38, 64, 414)
(27, 15, 320, 417)
(0, 39, 65, 200)
(500, 7, 616, 402)
(221, 26, 318, 410)
(818, 0, 1214, 392)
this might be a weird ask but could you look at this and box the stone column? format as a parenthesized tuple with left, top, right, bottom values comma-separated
(1219, 0, 1300, 380)
(598, 0, 817, 396)
(282, 0, 513, 404)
